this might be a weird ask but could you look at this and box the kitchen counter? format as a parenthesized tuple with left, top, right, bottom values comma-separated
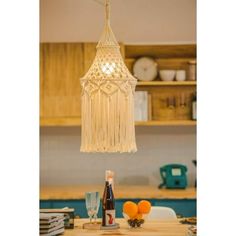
(62, 218, 188, 236)
(40, 185, 196, 200)
(40, 185, 196, 217)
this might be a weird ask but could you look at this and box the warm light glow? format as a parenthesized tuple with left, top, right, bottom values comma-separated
(101, 62, 116, 75)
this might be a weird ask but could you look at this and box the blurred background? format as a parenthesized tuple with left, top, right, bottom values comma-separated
(40, 0, 196, 187)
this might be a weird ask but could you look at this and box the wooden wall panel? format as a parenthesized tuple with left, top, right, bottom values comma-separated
(83, 43, 96, 74)
(40, 44, 44, 117)
(40, 43, 83, 118)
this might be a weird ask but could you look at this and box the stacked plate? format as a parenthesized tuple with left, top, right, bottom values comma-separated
(40, 213, 65, 236)
(188, 225, 197, 236)
(179, 217, 197, 236)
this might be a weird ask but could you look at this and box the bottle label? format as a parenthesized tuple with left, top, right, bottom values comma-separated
(105, 209, 115, 226)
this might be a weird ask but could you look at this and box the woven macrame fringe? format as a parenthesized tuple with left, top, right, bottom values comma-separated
(80, 89, 137, 153)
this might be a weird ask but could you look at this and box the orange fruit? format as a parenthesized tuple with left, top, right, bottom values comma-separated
(123, 201, 138, 218)
(138, 200, 151, 214)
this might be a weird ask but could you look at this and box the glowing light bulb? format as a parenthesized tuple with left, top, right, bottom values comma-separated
(101, 62, 116, 75)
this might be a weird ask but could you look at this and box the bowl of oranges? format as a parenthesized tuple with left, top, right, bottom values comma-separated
(122, 200, 151, 228)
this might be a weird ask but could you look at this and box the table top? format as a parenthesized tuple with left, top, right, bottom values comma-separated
(63, 219, 188, 236)
(40, 185, 196, 200)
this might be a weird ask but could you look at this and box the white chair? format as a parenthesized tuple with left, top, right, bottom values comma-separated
(147, 206, 177, 220)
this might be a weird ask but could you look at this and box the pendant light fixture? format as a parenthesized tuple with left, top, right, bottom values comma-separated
(80, 0, 137, 153)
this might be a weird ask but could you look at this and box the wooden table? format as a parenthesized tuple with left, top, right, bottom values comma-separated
(63, 218, 189, 236)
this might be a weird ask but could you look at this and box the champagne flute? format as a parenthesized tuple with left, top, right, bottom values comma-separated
(85, 192, 100, 223)
(93, 192, 100, 223)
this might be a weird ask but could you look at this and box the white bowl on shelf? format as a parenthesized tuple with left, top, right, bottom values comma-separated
(159, 70, 176, 81)
(176, 70, 186, 81)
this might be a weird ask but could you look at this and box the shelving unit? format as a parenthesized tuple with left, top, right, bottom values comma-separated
(40, 117, 82, 127)
(125, 44, 196, 126)
(135, 120, 196, 126)
(40, 43, 196, 127)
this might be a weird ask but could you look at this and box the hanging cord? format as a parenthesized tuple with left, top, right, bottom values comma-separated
(105, 0, 110, 24)
(95, 0, 118, 48)
(93, 0, 110, 24)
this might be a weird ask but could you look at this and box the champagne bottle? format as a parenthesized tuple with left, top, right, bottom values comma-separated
(102, 171, 115, 227)
(192, 93, 197, 120)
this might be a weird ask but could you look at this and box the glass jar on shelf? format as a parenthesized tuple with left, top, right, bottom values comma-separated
(164, 96, 176, 120)
(188, 60, 196, 81)
(175, 93, 191, 120)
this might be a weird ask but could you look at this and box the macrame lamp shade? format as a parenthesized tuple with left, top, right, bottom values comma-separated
(80, 0, 137, 153)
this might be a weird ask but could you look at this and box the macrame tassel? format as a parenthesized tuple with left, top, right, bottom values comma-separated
(80, 83, 137, 153)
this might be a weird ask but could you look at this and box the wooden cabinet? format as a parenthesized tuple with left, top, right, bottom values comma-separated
(40, 43, 83, 120)
(40, 43, 196, 127)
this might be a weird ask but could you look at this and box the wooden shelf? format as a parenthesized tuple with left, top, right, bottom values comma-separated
(137, 81, 196, 86)
(135, 120, 196, 126)
(40, 117, 81, 127)
(40, 117, 196, 127)
(125, 44, 196, 58)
